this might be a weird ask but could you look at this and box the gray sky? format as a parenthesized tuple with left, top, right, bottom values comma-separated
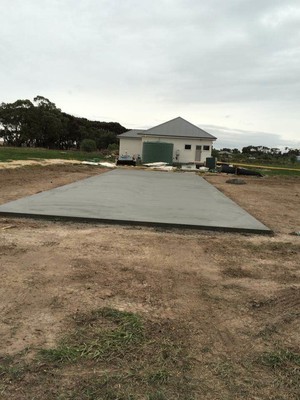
(1, 0, 300, 149)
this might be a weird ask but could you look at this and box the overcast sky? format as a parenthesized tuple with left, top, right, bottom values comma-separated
(1, 0, 300, 149)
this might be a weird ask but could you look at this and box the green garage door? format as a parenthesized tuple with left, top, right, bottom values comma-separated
(142, 142, 173, 164)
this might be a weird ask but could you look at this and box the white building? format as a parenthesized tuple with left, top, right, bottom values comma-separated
(118, 117, 217, 164)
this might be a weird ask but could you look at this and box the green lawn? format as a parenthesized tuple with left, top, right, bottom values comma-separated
(1, 147, 299, 176)
(217, 158, 300, 176)
(0, 147, 107, 162)
(259, 168, 300, 176)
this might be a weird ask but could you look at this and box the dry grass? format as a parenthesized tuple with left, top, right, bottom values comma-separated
(0, 308, 193, 399)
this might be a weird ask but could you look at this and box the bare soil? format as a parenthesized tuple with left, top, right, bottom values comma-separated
(0, 166, 299, 399)
(204, 174, 300, 234)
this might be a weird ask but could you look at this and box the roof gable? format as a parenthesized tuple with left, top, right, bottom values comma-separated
(118, 117, 217, 140)
(144, 117, 216, 139)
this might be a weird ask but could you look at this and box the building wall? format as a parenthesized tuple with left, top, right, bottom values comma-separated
(141, 136, 213, 163)
(119, 138, 142, 157)
(119, 135, 214, 163)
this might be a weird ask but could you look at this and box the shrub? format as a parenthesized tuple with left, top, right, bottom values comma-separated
(107, 143, 119, 152)
(80, 139, 97, 152)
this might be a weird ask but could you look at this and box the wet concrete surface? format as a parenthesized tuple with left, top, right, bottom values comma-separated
(0, 169, 271, 233)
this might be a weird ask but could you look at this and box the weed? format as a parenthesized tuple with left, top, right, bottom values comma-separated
(261, 349, 300, 369)
(147, 369, 170, 384)
(0, 355, 26, 381)
(39, 346, 80, 363)
(69, 377, 138, 399)
(213, 360, 234, 379)
(258, 348, 300, 394)
(1, 309, 194, 399)
(146, 391, 167, 400)
(60, 373, 138, 399)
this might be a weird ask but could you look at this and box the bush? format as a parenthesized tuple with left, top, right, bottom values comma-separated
(80, 139, 97, 152)
(107, 143, 119, 152)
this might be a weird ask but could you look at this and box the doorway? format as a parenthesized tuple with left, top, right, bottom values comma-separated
(195, 145, 202, 162)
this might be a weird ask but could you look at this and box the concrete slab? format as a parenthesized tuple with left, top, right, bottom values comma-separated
(0, 169, 271, 233)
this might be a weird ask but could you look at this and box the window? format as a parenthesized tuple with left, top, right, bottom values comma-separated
(185, 144, 191, 150)
(203, 145, 210, 151)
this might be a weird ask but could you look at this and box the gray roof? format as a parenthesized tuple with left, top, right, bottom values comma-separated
(117, 129, 145, 139)
(118, 117, 217, 140)
(144, 117, 216, 139)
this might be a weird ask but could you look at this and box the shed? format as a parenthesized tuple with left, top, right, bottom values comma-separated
(118, 117, 217, 164)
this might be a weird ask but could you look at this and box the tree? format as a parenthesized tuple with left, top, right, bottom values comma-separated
(0, 99, 34, 145)
(211, 148, 219, 158)
(80, 138, 97, 152)
(0, 96, 126, 149)
(93, 130, 118, 150)
(33, 95, 59, 111)
(242, 146, 255, 154)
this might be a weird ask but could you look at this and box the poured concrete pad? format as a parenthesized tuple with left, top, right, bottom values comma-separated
(0, 169, 271, 233)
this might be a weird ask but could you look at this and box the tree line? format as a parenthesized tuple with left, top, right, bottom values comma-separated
(0, 96, 127, 150)
(215, 146, 299, 156)
(241, 145, 299, 156)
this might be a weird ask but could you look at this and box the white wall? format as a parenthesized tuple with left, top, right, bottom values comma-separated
(119, 138, 142, 157)
(119, 135, 215, 163)
(141, 136, 214, 163)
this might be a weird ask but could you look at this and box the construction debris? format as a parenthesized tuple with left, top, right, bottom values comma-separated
(290, 231, 300, 236)
(143, 162, 175, 171)
(219, 164, 263, 177)
(143, 162, 168, 167)
(99, 162, 116, 168)
(81, 161, 116, 168)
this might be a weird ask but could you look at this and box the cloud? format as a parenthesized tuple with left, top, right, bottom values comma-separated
(0, 0, 299, 147)
(201, 124, 300, 150)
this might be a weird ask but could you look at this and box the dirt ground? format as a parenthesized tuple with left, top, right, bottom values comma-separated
(0, 165, 299, 399)
(0, 159, 82, 170)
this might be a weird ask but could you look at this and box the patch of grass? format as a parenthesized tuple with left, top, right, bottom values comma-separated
(261, 349, 300, 369)
(213, 360, 235, 380)
(227, 157, 300, 169)
(68, 375, 138, 400)
(257, 348, 300, 394)
(40, 308, 144, 363)
(0, 308, 194, 399)
(261, 169, 300, 176)
(146, 391, 167, 400)
(0, 355, 29, 397)
(147, 369, 170, 384)
(0, 146, 106, 162)
(2, 365, 25, 381)
(246, 241, 299, 258)
(39, 346, 80, 363)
